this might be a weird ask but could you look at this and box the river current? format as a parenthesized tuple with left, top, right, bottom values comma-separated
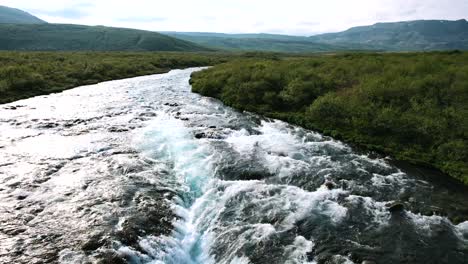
(0, 68, 467, 264)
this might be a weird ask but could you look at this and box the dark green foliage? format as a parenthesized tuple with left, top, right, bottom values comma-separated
(0, 24, 211, 52)
(0, 51, 232, 103)
(0, 5, 46, 24)
(191, 52, 468, 184)
(310, 20, 468, 51)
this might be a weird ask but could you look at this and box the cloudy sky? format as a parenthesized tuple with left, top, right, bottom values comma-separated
(1, 0, 467, 35)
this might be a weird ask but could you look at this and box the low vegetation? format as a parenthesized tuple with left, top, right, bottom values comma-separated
(0, 51, 233, 103)
(191, 52, 468, 184)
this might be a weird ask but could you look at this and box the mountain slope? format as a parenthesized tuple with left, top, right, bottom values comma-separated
(310, 19, 468, 51)
(0, 24, 211, 51)
(0, 5, 46, 24)
(162, 32, 372, 52)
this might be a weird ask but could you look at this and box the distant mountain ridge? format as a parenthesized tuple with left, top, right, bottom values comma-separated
(1, 5, 467, 52)
(0, 5, 210, 52)
(309, 19, 468, 50)
(162, 32, 371, 53)
(0, 5, 46, 24)
(0, 24, 211, 51)
(164, 20, 468, 52)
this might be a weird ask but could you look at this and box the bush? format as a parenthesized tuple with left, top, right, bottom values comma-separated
(191, 52, 468, 184)
(0, 51, 237, 104)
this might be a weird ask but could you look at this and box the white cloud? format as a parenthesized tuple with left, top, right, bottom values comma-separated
(1, 0, 467, 35)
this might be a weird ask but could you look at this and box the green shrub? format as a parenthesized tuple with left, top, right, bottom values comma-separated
(0, 51, 238, 104)
(191, 52, 468, 184)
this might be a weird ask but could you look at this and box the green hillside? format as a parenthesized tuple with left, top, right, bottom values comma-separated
(310, 19, 468, 51)
(0, 24, 212, 52)
(165, 20, 468, 52)
(163, 32, 368, 52)
(0, 5, 46, 24)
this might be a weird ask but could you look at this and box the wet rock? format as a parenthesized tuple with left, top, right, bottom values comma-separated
(29, 206, 44, 214)
(194, 130, 224, 140)
(238, 171, 272, 181)
(3, 227, 27, 236)
(428, 206, 446, 216)
(324, 181, 336, 190)
(81, 234, 106, 251)
(115, 225, 139, 246)
(115, 191, 173, 249)
(6, 180, 21, 187)
(415, 205, 449, 217)
(95, 250, 127, 264)
(195, 132, 206, 139)
(63, 119, 86, 128)
(139, 112, 157, 117)
(387, 202, 405, 213)
(34, 176, 51, 184)
(108, 126, 130, 133)
(0, 162, 13, 167)
(38, 122, 60, 129)
(17, 194, 28, 200)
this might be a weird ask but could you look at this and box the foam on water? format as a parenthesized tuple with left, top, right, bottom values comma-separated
(129, 102, 468, 263)
(131, 113, 219, 263)
(345, 195, 391, 226)
(134, 113, 216, 199)
(456, 221, 468, 240)
(126, 114, 350, 263)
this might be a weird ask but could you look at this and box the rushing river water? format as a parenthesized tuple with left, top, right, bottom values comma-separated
(0, 68, 467, 264)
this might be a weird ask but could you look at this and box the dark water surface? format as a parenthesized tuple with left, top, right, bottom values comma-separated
(0, 68, 467, 264)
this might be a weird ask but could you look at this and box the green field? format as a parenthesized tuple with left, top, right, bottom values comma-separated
(190, 52, 468, 184)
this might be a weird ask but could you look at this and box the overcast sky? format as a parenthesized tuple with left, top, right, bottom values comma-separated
(1, 0, 467, 35)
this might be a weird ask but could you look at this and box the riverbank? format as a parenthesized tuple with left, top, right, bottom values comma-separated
(190, 51, 468, 185)
(0, 51, 237, 104)
(1, 68, 467, 263)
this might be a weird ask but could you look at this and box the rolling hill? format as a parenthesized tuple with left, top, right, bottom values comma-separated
(165, 20, 468, 52)
(309, 19, 468, 51)
(0, 5, 46, 24)
(162, 32, 369, 52)
(0, 5, 210, 52)
(0, 24, 211, 51)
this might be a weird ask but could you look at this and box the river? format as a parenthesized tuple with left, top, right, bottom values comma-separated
(0, 68, 467, 264)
